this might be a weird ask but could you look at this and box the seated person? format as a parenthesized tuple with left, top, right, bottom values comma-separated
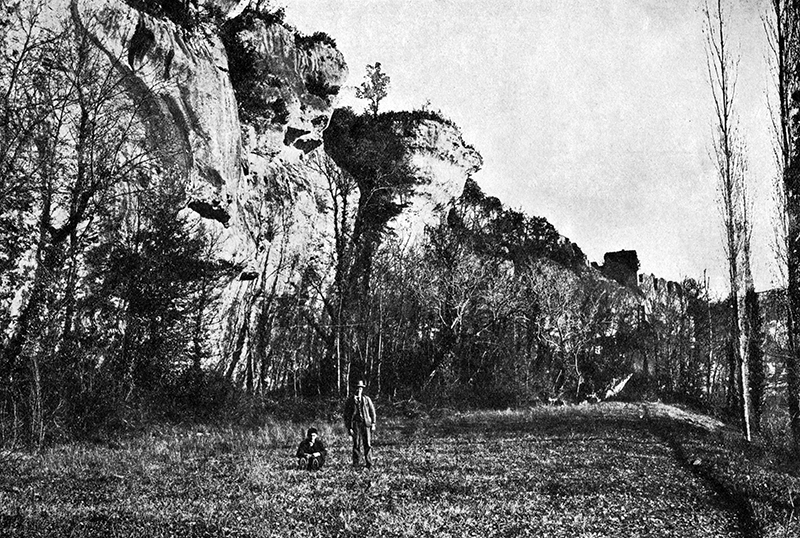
(296, 427, 327, 470)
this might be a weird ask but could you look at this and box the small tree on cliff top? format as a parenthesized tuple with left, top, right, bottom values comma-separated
(356, 62, 390, 117)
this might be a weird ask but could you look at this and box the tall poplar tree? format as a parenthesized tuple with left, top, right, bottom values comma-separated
(767, 0, 800, 451)
(705, 0, 753, 440)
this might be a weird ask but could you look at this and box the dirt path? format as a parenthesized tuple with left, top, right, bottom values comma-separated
(641, 403, 761, 538)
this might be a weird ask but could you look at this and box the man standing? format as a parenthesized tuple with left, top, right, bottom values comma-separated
(343, 380, 376, 469)
(295, 427, 327, 471)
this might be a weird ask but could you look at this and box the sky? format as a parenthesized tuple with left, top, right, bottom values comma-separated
(281, 0, 778, 298)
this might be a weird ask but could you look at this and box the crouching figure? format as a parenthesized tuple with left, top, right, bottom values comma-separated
(296, 427, 327, 471)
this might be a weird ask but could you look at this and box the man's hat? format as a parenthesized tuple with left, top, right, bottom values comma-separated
(354, 380, 366, 388)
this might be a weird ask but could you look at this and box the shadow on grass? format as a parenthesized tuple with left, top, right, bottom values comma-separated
(427, 407, 783, 537)
(646, 416, 763, 538)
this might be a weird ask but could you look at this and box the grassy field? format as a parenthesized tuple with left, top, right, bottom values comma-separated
(0, 402, 798, 537)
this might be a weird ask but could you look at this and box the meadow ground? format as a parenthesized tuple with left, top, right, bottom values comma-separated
(0, 402, 798, 537)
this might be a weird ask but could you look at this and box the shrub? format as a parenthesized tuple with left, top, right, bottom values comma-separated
(381, 108, 458, 131)
(270, 97, 289, 124)
(295, 31, 337, 50)
(124, 0, 201, 32)
(219, 6, 289, 126)
(305, 72, 340, 100)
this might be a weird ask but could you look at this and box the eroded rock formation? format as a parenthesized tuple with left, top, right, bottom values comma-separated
(67, 0, 480, 381)
(392, 119, 483, 241)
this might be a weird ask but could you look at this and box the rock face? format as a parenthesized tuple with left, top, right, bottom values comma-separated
(74, 0, 242, 220)
(598, 250, 640, 288)
(391, 119, 483, 241)
(71, 0, 479, 381)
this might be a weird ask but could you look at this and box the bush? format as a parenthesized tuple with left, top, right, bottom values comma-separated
(305, 72, 340, 100)
(124, 0, 200, 32)
(220, 6, 289, 126)
(295, 31, 337, 50)
(380, 108, 457, 132)
(270, 97, 289, 124)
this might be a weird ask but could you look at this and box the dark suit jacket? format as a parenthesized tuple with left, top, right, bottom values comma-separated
(343, 394, 376, 428)
(296, 438, 327, 459)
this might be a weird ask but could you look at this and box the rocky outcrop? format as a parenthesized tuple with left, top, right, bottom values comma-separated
(237, 21, 346, 157)
(68, 1, 344, 377)
(598, 250, 640, 288)
(74, 0, 241, 224)
(68, 0, 479, 382)
(202, 0, 251, 19)
(391, 119, 483, 242)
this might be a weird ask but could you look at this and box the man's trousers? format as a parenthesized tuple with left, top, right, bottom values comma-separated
(351, 422, 372, 468)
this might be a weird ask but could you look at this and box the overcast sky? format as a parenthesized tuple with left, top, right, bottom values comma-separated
(282, 0, 777, 297)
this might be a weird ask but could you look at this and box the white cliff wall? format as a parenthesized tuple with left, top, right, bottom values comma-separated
(69, 0, 479, 382)
(391, 119, 483, 242)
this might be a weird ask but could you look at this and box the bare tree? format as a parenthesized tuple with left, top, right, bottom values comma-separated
(0, 2, 59, 334)
(705, 0, 753, 441)
(301, 151, 359, 395)
(0, 6, 152, 445)
(766, 0, 800, 451)
(525, 260, 616, 399)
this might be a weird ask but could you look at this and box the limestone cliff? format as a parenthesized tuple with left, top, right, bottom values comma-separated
(392, 118, 483, 241)
(67, 0, 480, 381)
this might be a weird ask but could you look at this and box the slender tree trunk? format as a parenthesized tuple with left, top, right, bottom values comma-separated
(746, 288, 765, 431)
(29, 353, 43, 448)
(784, 178, 800, 448)
(336, 315, 342, 396)
(770, 0, 800, 451)
(706, 281, 714, 398)
(376, 295, 383, 395)
(706, 0, 751, 440)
